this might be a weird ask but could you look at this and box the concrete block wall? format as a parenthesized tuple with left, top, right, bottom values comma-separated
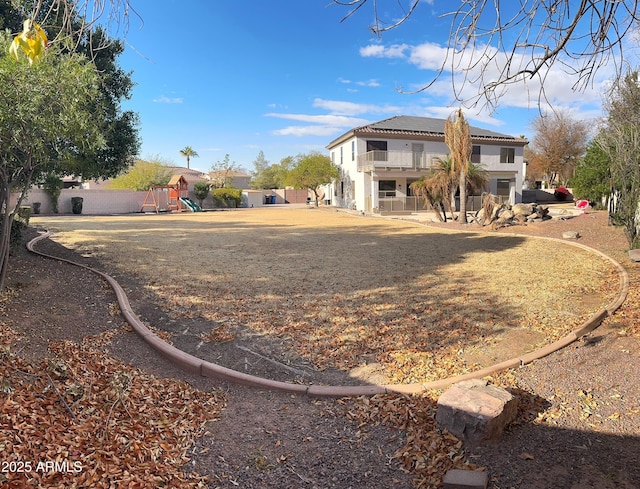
(13, 188, 312, 215)
(16, 189, 147, 215)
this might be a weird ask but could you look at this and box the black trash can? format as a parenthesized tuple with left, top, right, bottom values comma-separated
(71, 197, 83, 215)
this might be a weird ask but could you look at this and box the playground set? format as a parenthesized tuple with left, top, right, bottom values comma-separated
(141, 175, 202, 213)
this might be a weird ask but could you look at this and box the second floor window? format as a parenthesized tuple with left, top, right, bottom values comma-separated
(367, 140, 388, 161)
(351, 140, 355, 161)
(500, 147, 515, 164)
(471, 145, 481, 164)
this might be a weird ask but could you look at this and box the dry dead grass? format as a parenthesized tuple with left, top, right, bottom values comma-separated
(34, 207, 621, 383)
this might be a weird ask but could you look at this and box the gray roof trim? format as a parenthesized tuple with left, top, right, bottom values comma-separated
(327, 115, 528, 148)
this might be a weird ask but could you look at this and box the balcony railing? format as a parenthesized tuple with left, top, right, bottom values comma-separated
(357, 150, 447, 172)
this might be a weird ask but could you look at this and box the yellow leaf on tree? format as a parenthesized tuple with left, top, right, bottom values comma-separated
(10, 19, 48, 65)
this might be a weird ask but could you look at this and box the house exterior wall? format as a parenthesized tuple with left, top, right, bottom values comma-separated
(328, 133, 526, 213)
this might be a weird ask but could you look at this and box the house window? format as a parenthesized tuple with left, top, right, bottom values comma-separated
(379, 180, 396, 198)
(497, 179, 511, 198)
(331, 151, 335, 164)
(500, 147, 515, 164)
(351, 140, 355, 161)
(367, 140, 388, 161)
(340, 146, 343, 165)
(471, 145, 481, 164)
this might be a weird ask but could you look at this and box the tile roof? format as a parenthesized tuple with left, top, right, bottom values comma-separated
(327, 115, 528, 148)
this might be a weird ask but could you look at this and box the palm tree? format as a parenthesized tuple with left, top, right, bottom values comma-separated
(430, 156, 457, 219)
(465, 161, 489, 198)
(179, 146, 199, 169)
(410, 157, 456, 222)
(444, 109, 472, 223)
(410, 179, 446, 221)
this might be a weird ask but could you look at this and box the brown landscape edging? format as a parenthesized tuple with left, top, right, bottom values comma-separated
(27, 226, 629, 397)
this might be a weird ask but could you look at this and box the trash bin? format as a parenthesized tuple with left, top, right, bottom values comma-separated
(270, 195, 276, 204)
(71, 197, 83, 214)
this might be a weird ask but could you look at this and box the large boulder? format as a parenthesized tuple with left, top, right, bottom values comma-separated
(436, 379, 518, 445)
(511, 203, 534, 216)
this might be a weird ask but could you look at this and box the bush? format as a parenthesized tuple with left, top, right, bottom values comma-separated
(194, 182, 211, 207)
(1, 217, 27, 248)
(211, 188, 242, 208)
(43, 174, 63, 213)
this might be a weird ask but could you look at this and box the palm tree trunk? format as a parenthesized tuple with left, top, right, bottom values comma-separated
(459, 171, 468, 224)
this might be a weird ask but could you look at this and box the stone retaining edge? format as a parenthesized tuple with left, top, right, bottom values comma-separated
(27, 229, 629, 398)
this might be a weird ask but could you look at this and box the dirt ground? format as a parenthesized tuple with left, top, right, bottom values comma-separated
(2, 207, 639, 488)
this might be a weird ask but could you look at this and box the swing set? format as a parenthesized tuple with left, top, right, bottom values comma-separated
(141, 175, 191, 213)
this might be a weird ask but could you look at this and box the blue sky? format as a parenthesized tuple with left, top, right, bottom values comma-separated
(116, 0, 625, 173)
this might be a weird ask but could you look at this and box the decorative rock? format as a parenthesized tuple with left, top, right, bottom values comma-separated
(496, 209, 515, 222)
(629, 249, 640, 262)
(443, 469, 489, 489)
(436, 379, 518, 445)
(511, 203, 534, 216)
(562, 230, 580, 239)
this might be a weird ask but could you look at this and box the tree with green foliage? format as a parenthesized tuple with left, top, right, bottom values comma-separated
(286, 152, 339, 207)
(193, 181, 211, 207)
(570, 138, 611, 208)
(0, 34, 105, 289)
(0, 5, 140, 183)
(71, 27, 140, 181)
(42, 174, 64, 213)
(179, 146, 199, 169)
(108, 158, 172, 191)
(250, 151, 271, 188)
(210, 154, 240, 188)
(250, 152, 295, 190)
(597, 69, 640, 249)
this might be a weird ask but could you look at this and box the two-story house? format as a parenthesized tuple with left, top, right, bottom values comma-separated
(325, 115, 528, 214)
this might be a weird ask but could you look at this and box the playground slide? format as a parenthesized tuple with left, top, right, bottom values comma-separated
(179, 197, 202, 212)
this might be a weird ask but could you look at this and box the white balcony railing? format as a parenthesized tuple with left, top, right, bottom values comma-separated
(357, 150, 447, 172)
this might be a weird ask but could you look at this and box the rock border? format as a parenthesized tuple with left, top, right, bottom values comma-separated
(26, 227, 629, 398)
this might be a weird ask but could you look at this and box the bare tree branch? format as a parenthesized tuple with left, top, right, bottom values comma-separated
(24, 0, 141, 56)
(333, 0, 640, 109)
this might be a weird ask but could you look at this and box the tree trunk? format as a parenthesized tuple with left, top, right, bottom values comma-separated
(0, 167, 35, 291)
(449, 188, 456, 220)
(459, 171, 468, 224)
(0, 186, 13, 291)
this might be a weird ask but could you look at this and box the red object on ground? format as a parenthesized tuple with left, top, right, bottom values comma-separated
(576, 199, 590, 209)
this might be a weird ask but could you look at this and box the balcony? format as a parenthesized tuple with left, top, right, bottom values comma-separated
(357, 150, 447, 172)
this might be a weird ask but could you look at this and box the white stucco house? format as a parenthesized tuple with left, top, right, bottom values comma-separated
(325, 115, 529, 214)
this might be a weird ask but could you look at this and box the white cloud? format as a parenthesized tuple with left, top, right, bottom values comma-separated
(265, 112, 369, 127)
(271, 125, 345, 137)
(152, 95, 183, 104)
(311, 98, 400, 116)
(265, 111, 373, 138)
(356, 79, 381, 87)
(369, 39, 609, 122)
(360, 43, 409, 58)
(338, 77, 381, 89)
